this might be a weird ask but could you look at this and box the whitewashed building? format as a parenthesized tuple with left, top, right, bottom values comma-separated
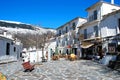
(0, 31, 23, 63)
(100, 9, 120, 51)
(45, 38, 56, 61)
(78, 0, 120, 59)
(56, 17, 86, 58)
(22, 38, 56, 63)
(99, 9, 120, 65)
(22, 48, 47, 63)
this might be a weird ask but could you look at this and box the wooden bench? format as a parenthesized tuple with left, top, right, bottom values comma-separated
(22, 61, 35, 72)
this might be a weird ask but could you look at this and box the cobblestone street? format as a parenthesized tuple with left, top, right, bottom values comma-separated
(1, 59, 120, 80)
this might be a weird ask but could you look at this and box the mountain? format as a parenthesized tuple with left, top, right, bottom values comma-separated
(0, 20, 56, 48)
(0, 20, 56, 35)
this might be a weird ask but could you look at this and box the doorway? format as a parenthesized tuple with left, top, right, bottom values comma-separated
(6, 43, 10, 55)
(73, 48, 77, 55)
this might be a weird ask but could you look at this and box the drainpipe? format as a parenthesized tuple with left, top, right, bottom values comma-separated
(3, 31, 7, 36)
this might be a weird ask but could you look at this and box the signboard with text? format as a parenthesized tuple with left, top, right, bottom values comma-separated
(108, 43, 116, 53)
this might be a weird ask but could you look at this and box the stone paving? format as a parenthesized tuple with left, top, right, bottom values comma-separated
(0, 59, 120, 80)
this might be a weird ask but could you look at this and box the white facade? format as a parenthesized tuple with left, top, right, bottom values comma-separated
(22, 38, 56, 62)
(80, 1, 120, 40)
(56, 17, 86, 56)
(78, 1, 120, 64)
(29, 50, 46, 63)
(22, 49, 47, 63)
(45, 38, 56, 61)
(0, 32, 23, 63)
(100, 10, 120, 37)
(100, 10, 120, 56)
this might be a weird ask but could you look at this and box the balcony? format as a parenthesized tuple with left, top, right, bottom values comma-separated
(62, 31, 66, 34)
(87, 32, 95, 39)
(88, 14, 97, 22)
(82, 32, 100, 41)
(56, 33, 61, 37)
(79, 34, 84, 40)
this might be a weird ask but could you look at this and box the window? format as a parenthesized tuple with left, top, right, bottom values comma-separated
(94, 26, 98, 37)
(66, 27, 68, 33)
(59, 30, 61, 36)
(62, 40, 65, 46)
(62, 30, 64, 34)
(72, 22, 76, 30)
(14, 47, 16, 52)
(20, 52, 22, 57)
(59, 40, 60, 43)
(57, 43, 58, 47)
(119, 18, 120, 30)
(89, 15, 94, 22)
(117, 45, 120, 52)
(94, 10, 97, 20)
(6, 43, 10, 55)
(84, 29, 87, 39)
(66, 38, 68, 42)
(59, 50, 61, 54)
(74, 38, 78, 44)
(65, 38, 68, 45)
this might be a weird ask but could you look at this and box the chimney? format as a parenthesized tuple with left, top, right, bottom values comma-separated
(100, 0, 103, 2)
(111, 0, 114, 4)
(3, 31, 7, 36)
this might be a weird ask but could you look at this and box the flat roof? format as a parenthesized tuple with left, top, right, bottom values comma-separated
(102, 9, 120, 20)
(56, 17, 86, 30)
(86, 1, 120, 11)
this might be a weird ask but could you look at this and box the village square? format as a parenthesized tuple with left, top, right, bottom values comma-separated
(0, 0, 120, 80)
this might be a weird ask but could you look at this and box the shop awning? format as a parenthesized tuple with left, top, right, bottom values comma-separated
(81, 42, 94, 49)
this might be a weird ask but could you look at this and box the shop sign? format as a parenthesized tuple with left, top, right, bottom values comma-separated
(108, 43, 116, 53)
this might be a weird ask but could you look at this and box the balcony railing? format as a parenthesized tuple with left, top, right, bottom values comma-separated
(87, 32, 95, 39)
(88, 15, 97, 22)
(79, 34, 84, 40)
(83, 32, 99, 40)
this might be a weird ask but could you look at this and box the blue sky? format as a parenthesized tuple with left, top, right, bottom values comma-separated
(0, 0, 119, 29)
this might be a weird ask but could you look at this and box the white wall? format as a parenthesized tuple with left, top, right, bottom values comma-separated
(0, 37, 21, 62)
(16, 43, 23, 60)
(80, 22, 99, 39)
(87, 2, 120, 23)
(23, 50, 47, 63)
(0, 38, 16, 57)
(56, 18, 86, 55)
(0, 39, 6, 56)
(87, 5, 101, 21)
(45, 39, 56, 61)
(100, 12, 120, 38)
(101, 3, 120, 18)
(29, 50, 45, 62)
(82, 2, 120, 40)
